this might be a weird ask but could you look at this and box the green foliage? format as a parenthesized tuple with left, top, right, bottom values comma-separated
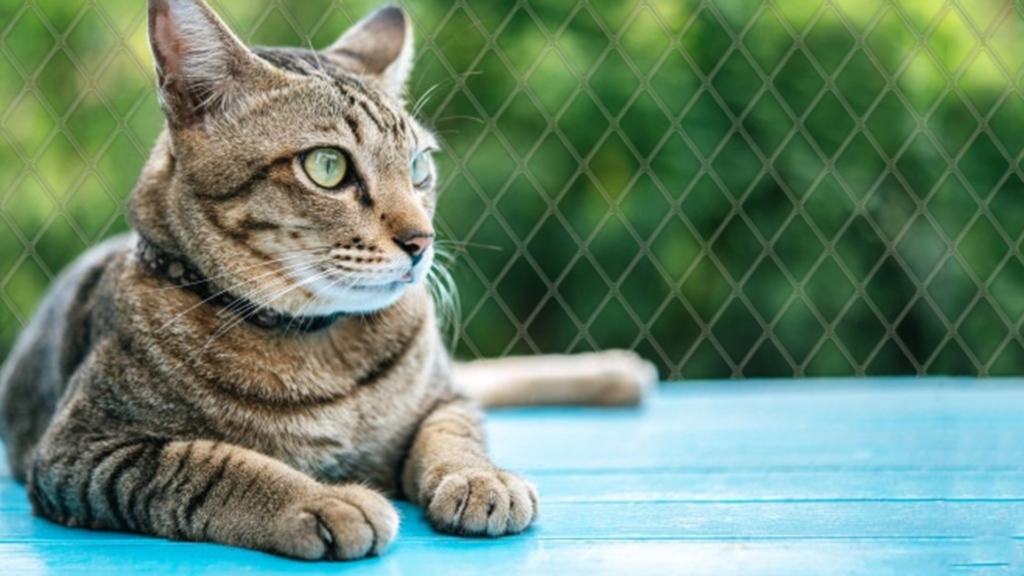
(1, 0, 1022, 378)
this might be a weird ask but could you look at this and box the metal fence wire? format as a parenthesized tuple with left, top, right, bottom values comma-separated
(1, 0, 1023, 380)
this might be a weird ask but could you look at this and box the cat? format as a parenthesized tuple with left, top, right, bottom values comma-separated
(0, 0, 657, 560)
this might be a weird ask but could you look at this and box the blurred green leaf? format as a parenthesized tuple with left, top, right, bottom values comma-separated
(2, 0, 1023, 379)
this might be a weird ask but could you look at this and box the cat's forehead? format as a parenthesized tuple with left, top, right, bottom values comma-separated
(244, 46, 431, 148)
(252, 47, 399, 112)
(253, 47, 349, 78)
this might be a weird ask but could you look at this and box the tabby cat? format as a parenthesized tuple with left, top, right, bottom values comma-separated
(0, 0, 656, 560)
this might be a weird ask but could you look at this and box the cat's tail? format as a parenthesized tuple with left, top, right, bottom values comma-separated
(453, 350, 658, 409)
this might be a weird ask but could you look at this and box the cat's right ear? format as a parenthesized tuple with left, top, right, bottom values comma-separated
(327, 6, 413, 99)
(148, 0, 275, 126)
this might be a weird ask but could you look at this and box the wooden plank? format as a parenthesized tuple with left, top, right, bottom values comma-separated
(395, 501, 1024, 540)
(484, 382, 1024, 471)
(586, 380, 1024, 424)
(0, 538, 1015, 576)
(0, 379, 1021, 574)
(526, 470, 1024, 502)
(2, 500, 1023, 542)
(8, 468, 1024, 510)
(488, 431, 1024, 471)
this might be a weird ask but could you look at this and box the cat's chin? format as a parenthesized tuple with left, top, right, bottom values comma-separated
(340, 282, 411, 314)
(292, 253, 433, 316)
(301, 280, 413, 316)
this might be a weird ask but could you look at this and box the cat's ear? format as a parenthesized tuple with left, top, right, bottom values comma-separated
(327, 6, 413, 99)
(148, 0, 276, 125)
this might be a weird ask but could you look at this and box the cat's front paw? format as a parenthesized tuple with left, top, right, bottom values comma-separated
(423, 466, 538, 537)
(274, 484, 399, 560)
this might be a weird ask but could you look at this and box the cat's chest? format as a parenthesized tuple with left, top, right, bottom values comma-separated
(278, 398, 427, 490)
(221, 366, 439, 491)
(175, 310, 444, 489)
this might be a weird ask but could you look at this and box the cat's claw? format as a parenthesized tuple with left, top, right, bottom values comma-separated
(425, 467, 538, 537)
(275, 484, 399, 560)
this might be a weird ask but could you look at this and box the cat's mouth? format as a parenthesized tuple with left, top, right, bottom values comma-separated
(350, 280, 408, 292)
(261, 241, 435, 315)
(289, 255, 429, 315)
(341, 260, 423, 289)
(350, 266, 419, 290)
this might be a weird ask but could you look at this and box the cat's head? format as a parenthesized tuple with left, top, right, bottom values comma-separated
(130, 0, 439, 316)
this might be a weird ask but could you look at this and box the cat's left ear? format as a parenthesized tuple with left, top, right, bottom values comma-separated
(327, 6, 413, 99)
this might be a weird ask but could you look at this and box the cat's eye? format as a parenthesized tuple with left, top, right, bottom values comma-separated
(411, 151, 433, 188)
(302, 148, 347, 189)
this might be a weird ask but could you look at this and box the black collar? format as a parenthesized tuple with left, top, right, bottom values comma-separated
(136, 236, 344, 333)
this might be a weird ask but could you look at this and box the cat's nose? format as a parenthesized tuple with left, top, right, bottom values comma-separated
(394, 232, 434, 259)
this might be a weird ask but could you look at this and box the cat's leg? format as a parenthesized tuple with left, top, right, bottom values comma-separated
(29, 435, 398, 560)
(454, 349, 658, 408)
(401, 399, 538, 536)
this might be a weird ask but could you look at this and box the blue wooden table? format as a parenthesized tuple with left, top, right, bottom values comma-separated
(1, 379, 1022, 575)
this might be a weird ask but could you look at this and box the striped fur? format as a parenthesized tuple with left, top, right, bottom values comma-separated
(0, 0, 656, 561)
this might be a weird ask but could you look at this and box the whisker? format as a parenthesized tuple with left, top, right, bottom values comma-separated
(263, 245, 335, 257)
(411, 82, 442, 118)
(217, 258, 332, 318)
(140, 249, 328, 294)
(157, 257, 329, 332)
(432, 115, 485, 126)
(293, 272, 368, 336)
(426, 254, 461, 351)
(281, 268, 359, 335)
(432, 246, 458, 267)
(434, 239, 504, 253)
(202, 271, 330, 352)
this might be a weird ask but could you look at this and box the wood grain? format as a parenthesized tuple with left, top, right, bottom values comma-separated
(1, 379, 1022, 574)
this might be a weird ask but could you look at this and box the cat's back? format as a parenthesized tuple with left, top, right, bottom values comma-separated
(0, 234, 131, 479)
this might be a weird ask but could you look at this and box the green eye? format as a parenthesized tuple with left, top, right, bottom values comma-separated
(303, 148, 347, 189)
(411, 151, 433, 188)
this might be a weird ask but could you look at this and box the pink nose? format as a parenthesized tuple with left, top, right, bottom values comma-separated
(394, 233, 433, 258)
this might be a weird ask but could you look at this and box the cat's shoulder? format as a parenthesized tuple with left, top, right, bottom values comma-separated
(36, 233, 133, 323)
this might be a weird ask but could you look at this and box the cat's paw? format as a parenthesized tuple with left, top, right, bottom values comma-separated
(582, 349, 658, 405)
(274, 484, 399, 560)
(424, 466, 538, 537)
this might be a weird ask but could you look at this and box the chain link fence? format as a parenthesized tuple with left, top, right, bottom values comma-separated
(1, 0, 1023, 380)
